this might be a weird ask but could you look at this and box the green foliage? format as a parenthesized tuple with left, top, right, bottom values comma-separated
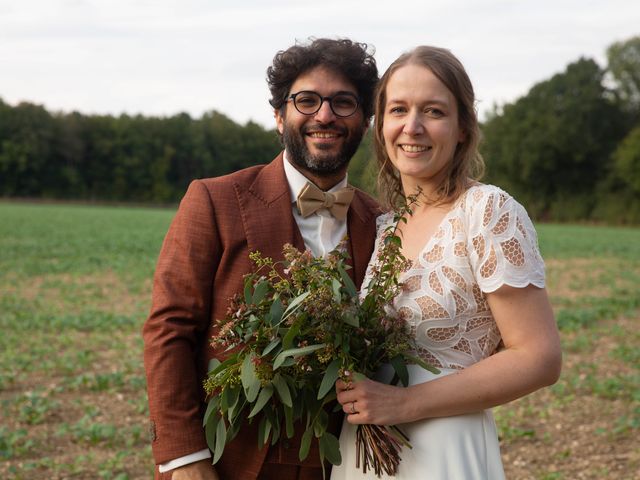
(203, 197, 425, 475)
(0, 103, 281, 202)
(16, 392, 59, 425)
(347, 130, 377, 195)
(480, 35, 640, 224)
(607, 35, 640, 113)
(482, 58, 627, 220)
(0, 202, 638, 477)
(0, 427, 34, 459)
(612, 124, 640, 193)
(536, 223, 640, 259)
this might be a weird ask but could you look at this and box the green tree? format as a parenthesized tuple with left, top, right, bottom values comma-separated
(0, 101, 56, 197)
(612, 125, 640, 193)
(592, 124, 640, 223)
(607, 35, 640, 115)
(482, 58, 626, 220)
(347, 130, 377, 195)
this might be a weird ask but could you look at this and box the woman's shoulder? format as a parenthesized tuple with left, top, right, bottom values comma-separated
(458, 183, 524, 219)
(460, 183, 513, 206)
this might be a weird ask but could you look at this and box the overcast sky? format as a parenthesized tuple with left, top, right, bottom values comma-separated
(1, 0, 639, 128)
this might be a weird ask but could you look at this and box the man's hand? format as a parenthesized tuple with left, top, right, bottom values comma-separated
(171, 459, 219, 480)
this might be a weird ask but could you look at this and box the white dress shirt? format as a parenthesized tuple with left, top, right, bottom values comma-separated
(159, 152, 348, 472)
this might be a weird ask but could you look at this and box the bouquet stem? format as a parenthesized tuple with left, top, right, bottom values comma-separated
(355, 424, 411, 477)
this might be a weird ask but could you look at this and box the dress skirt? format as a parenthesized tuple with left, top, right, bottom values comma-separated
(330, 365, 506, 480)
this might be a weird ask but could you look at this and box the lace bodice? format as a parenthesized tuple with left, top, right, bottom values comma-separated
(364, 184, 545, 370)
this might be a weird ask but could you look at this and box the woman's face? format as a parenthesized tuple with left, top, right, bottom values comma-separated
(382, 64, 464, 190)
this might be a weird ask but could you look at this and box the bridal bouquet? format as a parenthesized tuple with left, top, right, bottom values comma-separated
(203, 196, 437, 477)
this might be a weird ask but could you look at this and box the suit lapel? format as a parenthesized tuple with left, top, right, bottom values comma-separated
(347, 191, 379, 288)
(235, 154, 305, 262)
(235, 153, 378, 287)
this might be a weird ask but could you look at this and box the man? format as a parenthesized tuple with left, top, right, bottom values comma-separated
(143, 38, 379, 480)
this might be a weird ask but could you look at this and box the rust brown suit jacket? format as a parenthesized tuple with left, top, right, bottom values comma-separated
(143, 153, 380, 479)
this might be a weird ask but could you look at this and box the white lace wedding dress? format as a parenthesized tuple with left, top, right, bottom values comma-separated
(331, 184, 546, 480)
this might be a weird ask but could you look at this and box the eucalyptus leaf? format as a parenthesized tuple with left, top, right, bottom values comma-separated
(405, 353, 441, 374)
(390, 354, 409, 387)
(246, 383, 261, 404)
(244, 277, 253, 304)
(241, 354, 261, 402)
(317, 358, 341, 399)
(276, 357, 295, 368)
(264, 418, 272, 447)
(299, 427, 313, 461)
(204, 412, 220, 453)
(221, 386, 233, 410)
(284, 405, 294, 438)
(264, 405, 279, 445)
(257, 415, 270, 448)
(202, 396, 219, 427)
(282, 320, 302, 350)
(272, 374, 293, 407)
(341, 313, 359, 328)
(269, 296, 284, 325)
(226, 387, 241, 420)
(273, 344, 326, 370)
(271, 422, 281, 446)
(332, 278, 342, 302)
(314, 409, 329, 437)
(262, 338, 281, 357)
(319, 432, 342, 465)
(207, 358, 221, 373)
(252, 279, 269, 305)
(208, 355, 239, 377)
(212, 416, 227, 464)
(248, 385, 274, 418)
(229, 397, 247, 425)
(226, 415, 242, 443)
(280, 291, 311, 323)
(338, 263, 357, 298)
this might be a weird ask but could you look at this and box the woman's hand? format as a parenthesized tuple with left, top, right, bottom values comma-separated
(335, 376, 409, 425)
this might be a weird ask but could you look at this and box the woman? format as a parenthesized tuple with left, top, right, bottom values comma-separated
(331, 46, 562, 479)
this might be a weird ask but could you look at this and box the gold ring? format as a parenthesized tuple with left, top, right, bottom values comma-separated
(350, 402, 356, 414)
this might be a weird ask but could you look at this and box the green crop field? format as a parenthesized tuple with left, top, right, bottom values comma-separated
(1, 202, 639, 479)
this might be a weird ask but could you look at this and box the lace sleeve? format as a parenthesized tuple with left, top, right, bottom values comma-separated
(466, 186, 545, 293)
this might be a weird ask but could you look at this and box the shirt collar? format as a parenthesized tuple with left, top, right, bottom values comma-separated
(283, 150, 349, 204)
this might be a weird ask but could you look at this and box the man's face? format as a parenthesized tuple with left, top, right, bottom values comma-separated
(275, 66, 367, 177)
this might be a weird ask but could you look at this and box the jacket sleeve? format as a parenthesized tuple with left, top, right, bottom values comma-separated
(142, 179, 221, 464)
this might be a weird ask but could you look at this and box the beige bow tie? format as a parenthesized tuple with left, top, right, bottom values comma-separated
(296, 182, 355, 221)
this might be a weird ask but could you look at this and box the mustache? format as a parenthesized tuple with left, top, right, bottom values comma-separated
(302, 124, 348, 135)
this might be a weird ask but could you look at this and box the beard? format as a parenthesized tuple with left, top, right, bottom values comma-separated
(282, 122, 366, 176)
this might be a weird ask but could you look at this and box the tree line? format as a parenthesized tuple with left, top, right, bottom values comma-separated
(0, 104, 282, 203)
(1, 36, 639, 223)
(481, 36, 640, 224)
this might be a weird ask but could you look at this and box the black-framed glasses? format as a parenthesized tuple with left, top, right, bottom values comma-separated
(287, 91, 360, 118)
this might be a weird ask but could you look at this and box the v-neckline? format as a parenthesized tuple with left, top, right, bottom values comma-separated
(399, 186, 473, 271)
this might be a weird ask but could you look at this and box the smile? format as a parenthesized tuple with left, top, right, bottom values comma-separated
(307, 132, 340, 139)
(400, 144, 431, 153)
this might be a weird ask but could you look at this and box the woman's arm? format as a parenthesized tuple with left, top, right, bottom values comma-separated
(336, 284, 562, 425)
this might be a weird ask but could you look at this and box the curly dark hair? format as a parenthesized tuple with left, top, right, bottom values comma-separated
(267, 38, 378, 123)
